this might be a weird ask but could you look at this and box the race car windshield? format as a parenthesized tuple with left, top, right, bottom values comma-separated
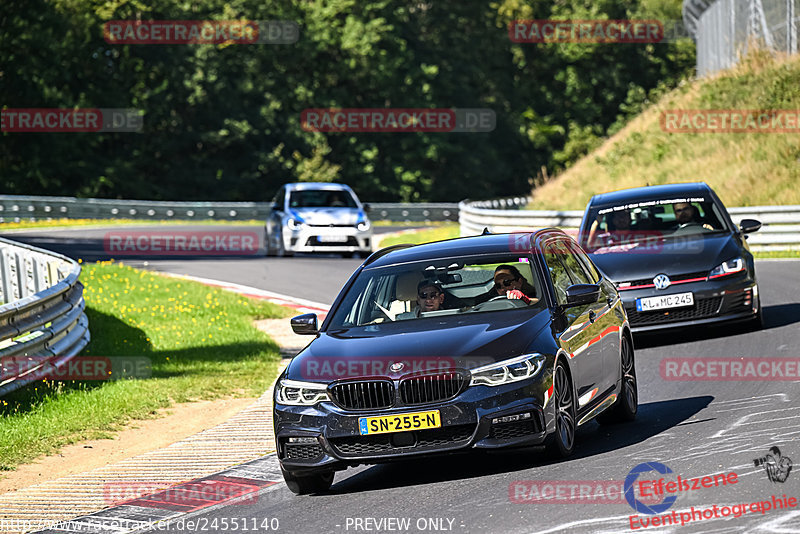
(289, 189, 359, 209)
(583, 197, 730, 251)
(326, 254, 544, 330)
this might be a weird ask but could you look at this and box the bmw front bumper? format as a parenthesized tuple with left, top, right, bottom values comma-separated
(274, 378, 553, 475)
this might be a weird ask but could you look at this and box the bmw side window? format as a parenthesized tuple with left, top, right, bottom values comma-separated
(568, 242, 600, 283)
(554, 241, 591, 287)
(544, 243, 572, 306)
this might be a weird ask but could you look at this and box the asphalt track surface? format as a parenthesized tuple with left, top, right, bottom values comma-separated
(8, 225, 800, 534)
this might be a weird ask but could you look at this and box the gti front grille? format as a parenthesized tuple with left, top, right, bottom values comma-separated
(626, 296, 723, 325)
(329, 381, 395, 410)
(400, 372, 466, 405)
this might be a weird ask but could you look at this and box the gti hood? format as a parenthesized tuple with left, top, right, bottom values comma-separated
(285, 309, 552, 383)
(588, 233, 741, 282)
(290, 208, 363, 226)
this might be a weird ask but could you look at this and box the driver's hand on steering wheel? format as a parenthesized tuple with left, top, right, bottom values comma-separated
(506, 289, 531, 304)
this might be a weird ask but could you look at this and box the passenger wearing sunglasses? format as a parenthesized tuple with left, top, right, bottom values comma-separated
(397, 280, 446, 320)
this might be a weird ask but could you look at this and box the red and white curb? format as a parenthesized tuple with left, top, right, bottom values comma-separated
(32, 455, 285, 534)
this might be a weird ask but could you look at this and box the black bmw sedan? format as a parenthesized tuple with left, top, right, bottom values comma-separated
(577, 182, 762, 332)
(274, 229, 637, 494)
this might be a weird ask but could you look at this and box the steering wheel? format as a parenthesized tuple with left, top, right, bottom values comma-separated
(489, 295, 509, 302)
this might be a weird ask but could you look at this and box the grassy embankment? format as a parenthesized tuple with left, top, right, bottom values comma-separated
(528, 50, 800, 210)
(0, 262, 292, 471)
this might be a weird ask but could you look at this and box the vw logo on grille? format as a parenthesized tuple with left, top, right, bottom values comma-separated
(653, 274, 671, 290)
(389, 362, 404, 372)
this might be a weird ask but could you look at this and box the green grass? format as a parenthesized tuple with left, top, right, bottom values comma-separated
(752, 249, 800, 259)
(528, 50, 800, 210)
(0, 218, 261, 231)
(0, 262, 292, 470)
(376, 223, 461, 248)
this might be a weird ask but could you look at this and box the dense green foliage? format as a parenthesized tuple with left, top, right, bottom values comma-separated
(1, 0, 693, 201)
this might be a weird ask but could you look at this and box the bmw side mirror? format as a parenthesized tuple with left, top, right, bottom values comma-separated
(739, 219, 761, 234)
(564, 284, 601, 307)
(291, 313, 318, 335)
(362, 203, 371, 213)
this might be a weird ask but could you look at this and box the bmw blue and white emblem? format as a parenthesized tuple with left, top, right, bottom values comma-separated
(390, 362, 404, 372)
(653, 274, 671, 290)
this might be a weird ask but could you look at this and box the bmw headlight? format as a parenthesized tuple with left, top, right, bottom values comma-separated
(287, 218, 304, 230)
(276, 379, 330, 406)
(470, 353, 546, 386)
(709, 257, 744, 279)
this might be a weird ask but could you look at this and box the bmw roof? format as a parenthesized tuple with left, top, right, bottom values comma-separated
(365, 228, 566, 268)
(588, 182, 712, 208)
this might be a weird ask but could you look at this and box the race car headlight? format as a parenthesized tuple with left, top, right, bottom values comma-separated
(709, 257, 744, 278)
(470, 353, 546, 386)
(356, 220, 370, 231)
(287, 218, 304, 230)
(276, 379, 330, 405)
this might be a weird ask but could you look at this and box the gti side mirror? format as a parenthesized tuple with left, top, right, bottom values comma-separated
(291, 313, 318, 335)
(271, 203, 281, 211)
(739, 219, 761, 234)
(362, 203, 371, 213)
(564, 284, 601, 307)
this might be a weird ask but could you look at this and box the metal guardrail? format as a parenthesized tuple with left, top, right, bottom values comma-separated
(0, 195, 460, 223)
(0, 237, 90, 396)
(459, 199, 800, 251)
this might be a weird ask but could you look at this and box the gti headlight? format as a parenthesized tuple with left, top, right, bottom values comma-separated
(709, 257, 744, 278)
(276, 379, 330, 406)
(356, 220, 370, 231)
(470, 353, 546, 386)
(287, 218, 304, 230)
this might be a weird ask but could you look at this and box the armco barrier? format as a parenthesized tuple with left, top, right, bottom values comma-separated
(0, 237, 90, 396)
(459, 199, 800, 251)
(0, 195, 459, 223)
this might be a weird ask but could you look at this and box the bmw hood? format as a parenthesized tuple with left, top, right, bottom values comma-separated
(290, 208, 363, 226)
(285, 310, 552, 383)
(588, 233, 741, 282)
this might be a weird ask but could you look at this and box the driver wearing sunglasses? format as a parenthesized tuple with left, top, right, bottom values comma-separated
(483, 265, 537, 304)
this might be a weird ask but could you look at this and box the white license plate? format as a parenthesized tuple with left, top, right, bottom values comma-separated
(636, 292, 694, 312)
(317, 235, 348, 243)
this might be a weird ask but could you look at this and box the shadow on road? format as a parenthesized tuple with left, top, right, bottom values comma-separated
(327, 395, 713, 495)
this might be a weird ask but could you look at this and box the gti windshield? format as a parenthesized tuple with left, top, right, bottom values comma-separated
(326, 254, 545, 329)
(289, 189, 359, 209)
(582, 196, 730, 252)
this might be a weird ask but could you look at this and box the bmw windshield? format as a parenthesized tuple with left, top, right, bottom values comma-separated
(326, 253, 545, 330)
